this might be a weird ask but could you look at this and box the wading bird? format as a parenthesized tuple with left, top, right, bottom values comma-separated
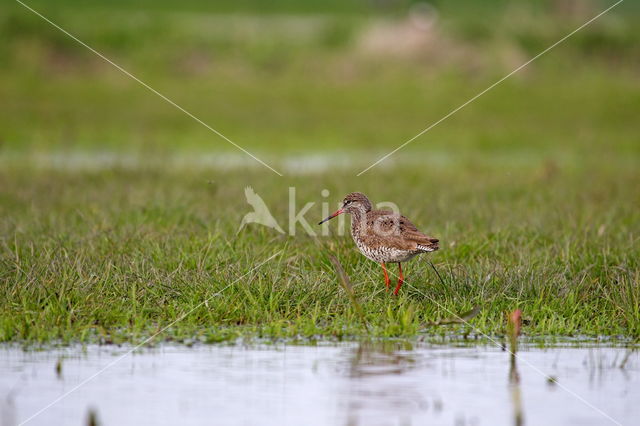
(319, 192, 439, 295)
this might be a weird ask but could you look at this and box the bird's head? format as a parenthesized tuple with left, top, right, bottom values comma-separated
(318, 192, 372, 224)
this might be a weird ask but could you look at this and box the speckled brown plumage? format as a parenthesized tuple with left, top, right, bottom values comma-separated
(319, 192, 439, 295)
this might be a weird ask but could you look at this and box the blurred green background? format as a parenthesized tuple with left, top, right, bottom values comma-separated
(1, 0, 638, 168)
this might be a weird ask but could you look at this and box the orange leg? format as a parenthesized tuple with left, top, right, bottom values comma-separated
(393, 263, 404, 295)
(381, 262, 390, 290)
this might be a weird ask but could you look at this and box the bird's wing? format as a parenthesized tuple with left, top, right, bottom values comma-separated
(362, 210, 438, 251)
(399, 215, 439, 251)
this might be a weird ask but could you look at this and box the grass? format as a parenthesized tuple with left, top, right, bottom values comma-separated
(0, 0, 638, 344)
(1, 162, 637, 344)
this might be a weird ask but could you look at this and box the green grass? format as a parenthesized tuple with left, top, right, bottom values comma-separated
(0, 0, 638, 344)
(1, 162, 637, 344)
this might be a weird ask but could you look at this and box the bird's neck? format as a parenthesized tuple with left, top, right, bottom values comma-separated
(349, 209, 366, 235)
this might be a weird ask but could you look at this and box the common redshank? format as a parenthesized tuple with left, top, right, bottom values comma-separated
(319, 192, 439, 295)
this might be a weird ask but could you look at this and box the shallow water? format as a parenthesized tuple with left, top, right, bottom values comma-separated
(1, 341, 638, 426)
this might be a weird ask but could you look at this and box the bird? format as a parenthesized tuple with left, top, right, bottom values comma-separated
(319, 192, 439, 295)
(237, 186, 285, 234)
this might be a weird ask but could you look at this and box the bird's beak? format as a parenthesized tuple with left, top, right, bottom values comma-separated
(318, 208, 344, 225)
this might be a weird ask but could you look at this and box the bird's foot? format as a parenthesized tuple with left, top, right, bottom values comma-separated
(393, 279, 404, 296)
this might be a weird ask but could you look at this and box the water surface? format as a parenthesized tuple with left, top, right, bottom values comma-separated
(1, 341, 637, 426)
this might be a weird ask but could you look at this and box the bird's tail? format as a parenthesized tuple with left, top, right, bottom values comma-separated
(417, 237, 439, 252)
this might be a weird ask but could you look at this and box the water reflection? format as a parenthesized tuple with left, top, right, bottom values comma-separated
(1, 392, 16, 426)
(340, 341, 429, 426)
(509, 352, 524, 426)
(347, 340, 418, 378)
